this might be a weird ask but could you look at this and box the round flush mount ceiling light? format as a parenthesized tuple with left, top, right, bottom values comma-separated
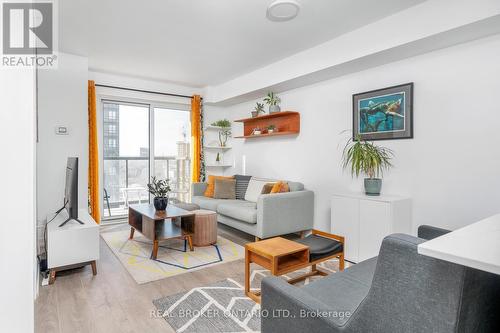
(266, 0, 301, 22)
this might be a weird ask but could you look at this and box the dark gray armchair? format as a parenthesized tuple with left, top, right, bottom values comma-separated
(261, 226, 500, 332)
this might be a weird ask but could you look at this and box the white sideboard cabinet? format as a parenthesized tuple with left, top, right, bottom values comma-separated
(331, 193, 412, 263)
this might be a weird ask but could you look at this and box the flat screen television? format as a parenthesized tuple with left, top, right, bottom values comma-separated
(59, 157, 83, 227)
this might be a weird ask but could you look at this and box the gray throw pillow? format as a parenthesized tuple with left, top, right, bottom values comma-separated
(234, 174, 252, 200)
(214, 178, 236, 199)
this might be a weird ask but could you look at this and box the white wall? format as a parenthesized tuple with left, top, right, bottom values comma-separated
(89, 71, 201, 97)
(207, 35, 500, 233)
(0, 69, 36, 331)
(37, 53, 89, 223)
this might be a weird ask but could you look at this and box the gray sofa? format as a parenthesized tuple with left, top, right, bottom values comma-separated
(261, 226, 500, 332)
(191, 181, 313, 239)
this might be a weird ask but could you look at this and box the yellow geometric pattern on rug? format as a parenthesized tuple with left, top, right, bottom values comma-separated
(102, 230, 245, 284)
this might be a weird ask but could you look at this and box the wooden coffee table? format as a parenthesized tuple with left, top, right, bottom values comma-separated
(128, 204, 195, 259)
(245, 237, 309, 303)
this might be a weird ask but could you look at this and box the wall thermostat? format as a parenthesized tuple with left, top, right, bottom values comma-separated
(55, 126, 69, 135)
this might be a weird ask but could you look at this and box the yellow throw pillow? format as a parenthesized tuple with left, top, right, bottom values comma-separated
(204, 175, 234, 198)
(271, 181, 290, 194)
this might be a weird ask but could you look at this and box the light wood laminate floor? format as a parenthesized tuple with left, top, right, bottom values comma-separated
(35, 223, 254, 333)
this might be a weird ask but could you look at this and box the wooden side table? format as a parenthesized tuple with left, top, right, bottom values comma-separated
(245, 237, 309, 303)
(192, 210, 218, 246)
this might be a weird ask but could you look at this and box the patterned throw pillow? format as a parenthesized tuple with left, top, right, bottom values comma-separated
(213, 178, 236, 199)
(271, 181, 290, 193)
(234, 174, 252, 200)
(204, 175, 234, 198)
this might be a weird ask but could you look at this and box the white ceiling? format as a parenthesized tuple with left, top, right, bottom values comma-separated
(60, 0, 426, 87)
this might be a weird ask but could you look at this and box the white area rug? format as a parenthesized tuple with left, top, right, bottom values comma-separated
(102, 230, 245, 284)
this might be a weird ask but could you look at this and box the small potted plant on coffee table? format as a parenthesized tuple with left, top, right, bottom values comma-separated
(267, 124, 276, 134)
(342, 135, 393, 196)
(264, 92, 281, 113)
(147, 176, 171, 211)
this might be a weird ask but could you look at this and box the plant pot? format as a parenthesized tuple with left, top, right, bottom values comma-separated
(364, 178, 382, 196)
(153, 197, 169, 211)
(267, 129, 274, 134)
(269, 105, 281, 113)
(251, 111, 258, 117)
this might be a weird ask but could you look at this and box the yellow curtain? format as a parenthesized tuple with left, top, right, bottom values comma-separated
(88, 80, 100, 223)
(191, 95, 201, 183)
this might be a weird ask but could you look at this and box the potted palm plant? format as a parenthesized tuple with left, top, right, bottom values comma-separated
(147, 176, 171, 211)
(342, 135, 393, 196)
(252, 102, 265, 117)
(211, 119, 232, 147)
(264, 92, 281, 113)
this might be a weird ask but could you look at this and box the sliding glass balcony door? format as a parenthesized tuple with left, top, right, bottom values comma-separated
(102, 101, 150, 218)
(101, 101, 191, 220)
(154, 107, 191, 204)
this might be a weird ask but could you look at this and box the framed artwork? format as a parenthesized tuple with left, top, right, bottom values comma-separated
(353, 82, 413, 140)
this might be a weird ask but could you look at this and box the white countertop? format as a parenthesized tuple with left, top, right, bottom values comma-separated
(418, 213, 500, 275)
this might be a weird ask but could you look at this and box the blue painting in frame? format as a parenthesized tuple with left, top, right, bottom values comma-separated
(353, 83, 413, 140)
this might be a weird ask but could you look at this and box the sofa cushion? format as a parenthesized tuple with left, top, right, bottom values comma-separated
(214, 178, 236, 199)
(271, 181, 290, 193)
(261, 183, 275, 194)
(192, 196, 242, 211)
(287, 181, 304, 192)
(234, 174, 252, 200)
(245, 177, 276, 202)
(217, 201, 257, 224)
(204, 175, 233, 198)
(300, 257, 377, 325)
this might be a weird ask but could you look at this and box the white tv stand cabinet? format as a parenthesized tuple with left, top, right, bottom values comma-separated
(47, 209, 99, 284)
(331, 192, 412, 263)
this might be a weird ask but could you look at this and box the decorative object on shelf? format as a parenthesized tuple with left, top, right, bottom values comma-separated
(264, 91, 281, 113)
(252, 102, 265, 118)
(342, 135, 393, 196)
(267, 124, 276, 134)
(353, 82, 413, 141)
(147, 176, 171, 211)
(234, 111, 300, 139)
(215, 152, 222, 164)
(211, 119, 232, 147)
(252, 128, 262, 135)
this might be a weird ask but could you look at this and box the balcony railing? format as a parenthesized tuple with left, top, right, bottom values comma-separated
(103, 156, 191, 218)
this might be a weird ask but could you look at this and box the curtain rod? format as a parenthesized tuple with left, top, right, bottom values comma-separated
(95, 84, 201, 100)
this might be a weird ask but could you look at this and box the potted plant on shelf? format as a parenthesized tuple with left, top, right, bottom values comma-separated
(252, 102, 265, 117)
(147, 176, 171, 211)
(267, 124, 276, 134)
(211, 119, 232, 147)
(342, 135, 393, 196)
(264, 92, 281, 113)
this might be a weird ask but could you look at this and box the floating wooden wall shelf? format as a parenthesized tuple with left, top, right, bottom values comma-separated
(234, 111, 300, 139)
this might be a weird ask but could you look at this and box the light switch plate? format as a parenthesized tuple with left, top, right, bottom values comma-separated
(55, 126, 69, 135)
